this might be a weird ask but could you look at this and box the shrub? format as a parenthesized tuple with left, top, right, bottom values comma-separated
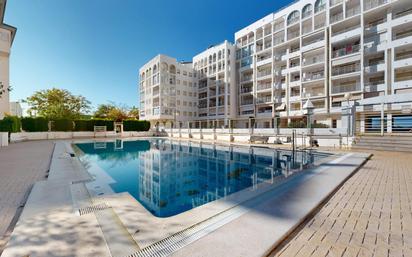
(311, 123, 329, 128)
(92, 119, 114, 131)
(287, 120, 306, 128)
(52, 119, 74, 131)
(21, 117, 49, 132)
(0, 116, 21, 133)
(74, 120, 94, 131)
(123, 120, 150, 131)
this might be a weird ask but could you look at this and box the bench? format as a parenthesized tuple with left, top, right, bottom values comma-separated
(249, 135, 269, 144)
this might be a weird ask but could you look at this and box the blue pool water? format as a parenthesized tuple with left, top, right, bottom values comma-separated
(75, 139, 330, 218)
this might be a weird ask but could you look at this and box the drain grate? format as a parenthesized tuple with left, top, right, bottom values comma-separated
(72, 178, 94, 184)
(78, 203, 110, 216)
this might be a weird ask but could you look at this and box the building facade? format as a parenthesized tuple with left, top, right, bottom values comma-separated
(139, 55, 198, 129)
(193, 41, 237, 127)
(139, 0, 412, 131)
(9, 101, 22, 117)
(0, 0, 16, 119)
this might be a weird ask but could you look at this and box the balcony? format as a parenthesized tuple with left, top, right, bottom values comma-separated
(303, 71, 325, 81)
(364, 80, 385, 92)
(257, 82, 272, 91)
(330, 13, 343, 23)
(241, 99, 254, 106)
(332, 63, 361, 76)
(364, 0, 388, 11)
(332, 44, 360, 58)
(346, 6, 360, 18)
(256, 96, 272, 104)
(241, 86, 253, 94)
(287, 31, 300, 41)
(303, 55, 324, 66)
(273, 36, 285, 46)
(241, 75, 253, 82)
(330, 0, 343, 6)
(257, 70, 272, 78)
(302, 25, 312, 35)
(303, 89, 325, 98)
(331, 83, 361, 94)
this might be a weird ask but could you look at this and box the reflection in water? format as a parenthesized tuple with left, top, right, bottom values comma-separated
(76, 139, 327, 218)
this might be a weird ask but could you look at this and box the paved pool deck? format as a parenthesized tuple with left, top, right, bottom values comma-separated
(271, 150, 412, 257)
(0, 141, 54, 252)
(0, 138, 410, 257)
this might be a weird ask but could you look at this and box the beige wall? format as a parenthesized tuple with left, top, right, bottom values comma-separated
(0, 27, 11, 119)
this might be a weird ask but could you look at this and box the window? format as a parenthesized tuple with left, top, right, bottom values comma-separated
(287, 11, 300, 25)
(302, 4, 312, 19)
(314, 0, 326, 13)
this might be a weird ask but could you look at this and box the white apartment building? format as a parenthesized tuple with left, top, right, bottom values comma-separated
(193, 41, 237, 127)
(139, 55, 198, 129)
(140, 0, 412, 132)
(9, 101, 22, 117)
(0, 0, 16, 119)
(235, 0, 412, 130)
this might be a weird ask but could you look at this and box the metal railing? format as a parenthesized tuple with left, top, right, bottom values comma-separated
(346, 6, 360, 18)
(330, 13, 343, 23)
(332, 44, 360, 58)
(303, 71, 325, 81)
(331, 83, 361, 94)
(332, 64, 361, 76)
(364, 0, 387, 11)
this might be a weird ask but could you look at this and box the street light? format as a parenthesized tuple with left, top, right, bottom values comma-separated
(303, 99, 314, 148)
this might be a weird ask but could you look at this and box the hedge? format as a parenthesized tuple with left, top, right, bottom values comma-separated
(92, 119, 114, 131)
(21, 117, 49, 132)
(0, 116, 21, 133)
(123, 120, 150, 131)
(74, 120, 94, 131)
(52, 119, 74, 131)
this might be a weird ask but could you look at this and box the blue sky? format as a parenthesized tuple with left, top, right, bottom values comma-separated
(6, 0, 291, 112)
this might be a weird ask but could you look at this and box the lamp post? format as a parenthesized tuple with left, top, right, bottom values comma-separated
(303, 99, 314, 148)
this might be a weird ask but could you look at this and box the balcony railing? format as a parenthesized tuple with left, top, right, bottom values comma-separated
(257, 83, 272, 91)
(257, 55, 271, 62)
(314, 21, 326, 30)
(302, 25, 312, 34)
(273, 37, 285, 45)
(330, 0, 343, 6)
(303, 71, 325, 81)
(395, 51, 412, 61)
(274, 23, 284, 31)
(241, 75, 253, 82)
(332, 44, 360, 58)
(287, 31, 300, 40)
(393, 30, 412, 41)
(241, 87, 253, 93)
(332, 83, 361, 94)
(241, 99, 254, 105)
(330, 13, 343, 23)
(364, 0, 387, 11)
(346, 6, 360, 18)
(303, 90, 324, 98)
(257, 70, 272, 78)
(394, 8, 412, 19)
(303, 55, 324, 66)
(332, 64, 360, 76)
(256, 96, 272, 104)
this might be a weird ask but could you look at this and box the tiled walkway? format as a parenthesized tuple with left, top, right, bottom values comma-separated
(271, 151, 412, 257)
(0, 141, 54, 251)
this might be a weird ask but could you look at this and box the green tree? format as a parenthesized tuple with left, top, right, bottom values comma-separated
(25, 88, 91, 119)
(128, 106, 139, 119)
(94, 103, 137, 121)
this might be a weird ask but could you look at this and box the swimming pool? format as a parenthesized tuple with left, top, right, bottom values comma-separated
(75, 139, 330, 218)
